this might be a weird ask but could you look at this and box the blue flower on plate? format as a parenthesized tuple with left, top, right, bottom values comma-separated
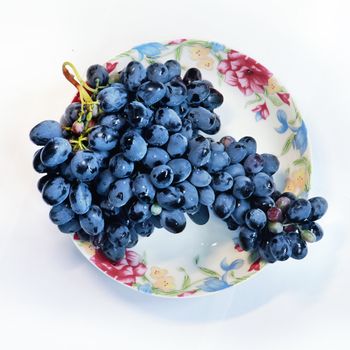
(138, 283, 152, 294)
(200, 278, 230, 292)
(275, 109, 308, 155)
(210, 42, 225, 53)
(199, 258, 244, 292)
(133, 42, 165, 59)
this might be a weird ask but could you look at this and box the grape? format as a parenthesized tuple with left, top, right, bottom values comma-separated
(102, 240, 126, 261)
(164, 79, 187, 107)
(252, 173, 275, 197)
(243, 153, 264, 174)
(204, 114, 221, 135)
(30, 58, 328, 265)
(100, 114, 126, 132)
(88, 125, 118, 151)
(187, 81, 210, 104)
(97, 84, 128, 113)
(143, 147, 170, 169)
(189, 169, 212, 187)
(210, 141, 224, 152)
(143, 125, 169, 146)
(86, 64, 109, 88)
(134, 219, 155, 237)
(125, 101, 152, 128)
(211, 172, 233, 192)
(42, 176, 70, 205)
(267, 207, 283, 222)
(213, 193, 236, 219)
(147, 63, 169, 83)
(70, 151, 100, 181)
(188, 205, 210, 225)
(154, 107, 182, 132)
(198, 186, 215, 206)
(239, 136, 257, 155)
(231, 199, 251, 225)
(176, 181, 199, 212)
(167, 133, 188, 157)
(49, 202, 75, 225)
(156, 187, 185, 210)
(183, 68, 202, 85)
(160, 209, 186, 233)
(188, 138, 211, 167)
(126, 228, 139, 248)
(37, 174, 52, 192)
(201, 88, 224, 110)
(220, 136, 235, 149)
(206, 151, 230, 173)
(131, 174, 155, 203)
(40, 137, 72, 167)
(245, 208, 267, 230)
(60, 103, 81, 127)
(165, 60, 181, 80)
(268, 235, 292, 261)
(108, 178, 132, 207)
(172, 101, 190, 119)
(69, 182, 92, 214)
(79, 205, 105, 235)
(121, 61, 146, 91)
(226, 142, 247, 163)
(167, 158, 192, 183)
(58, 218, 81, 234)
(250, 196, 275, 211)
(291, 239, 308, 260)
(258, 239, 277, 263)
(137, 81, 166, 106)
(150, 165, 174, 189)
(224, 163, 245, 178)
(308, 197, 328, 221)
(120, 131, 147, 161)
(287, 199, 312, 222)
(300, 221, 324, 242)
(109, 153, 134, 178)
(188, 107, 216, 131)
(128, 200, 151, 223)
(30, 120, 63, 145)
(33, 148, 48, 173)
(232, 176, 255, 199)
(261, 153, 280, 175)
(239, 226, 259, 251)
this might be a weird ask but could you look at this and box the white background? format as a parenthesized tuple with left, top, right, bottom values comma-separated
(1, 0, 349, 349)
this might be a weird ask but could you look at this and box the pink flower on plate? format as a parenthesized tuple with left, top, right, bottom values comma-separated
(168, 38, 187, 44)
(178, 290, 197, 297)
(252, 102, 270, 120)
(218, 50, 272, 96)
(234, 244, 244, 252)
(91, 249, 147, 286)
(105, 61, 118, 73)
(277, 92, 290, 106)
(248, 258, 261, 272)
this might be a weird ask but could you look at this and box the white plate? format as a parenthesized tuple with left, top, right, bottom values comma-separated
(73, 39, 311, 298)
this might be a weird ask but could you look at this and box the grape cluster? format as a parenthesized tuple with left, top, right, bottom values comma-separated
(30, 60, 328, 264)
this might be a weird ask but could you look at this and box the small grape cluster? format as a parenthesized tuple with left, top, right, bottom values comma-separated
(30, 59, 327, 264)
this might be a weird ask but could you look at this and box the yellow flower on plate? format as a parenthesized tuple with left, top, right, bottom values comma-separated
(80, 241, 96, 257)
(266, 77, 283, 94)
(197, 57, 214, 70)
(150, 266, 168, 279)
(153, 276, 175, 292)
(284, 168, 309, 195)
(190, 45, 211, 60)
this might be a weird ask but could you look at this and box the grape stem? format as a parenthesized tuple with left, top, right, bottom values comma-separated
(62, 61, 101, 151)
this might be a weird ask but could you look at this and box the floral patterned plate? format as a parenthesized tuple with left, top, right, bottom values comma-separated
(72, 39, 311, 298)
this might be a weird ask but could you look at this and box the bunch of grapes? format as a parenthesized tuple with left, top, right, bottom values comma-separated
(30, 59, 327, 263)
